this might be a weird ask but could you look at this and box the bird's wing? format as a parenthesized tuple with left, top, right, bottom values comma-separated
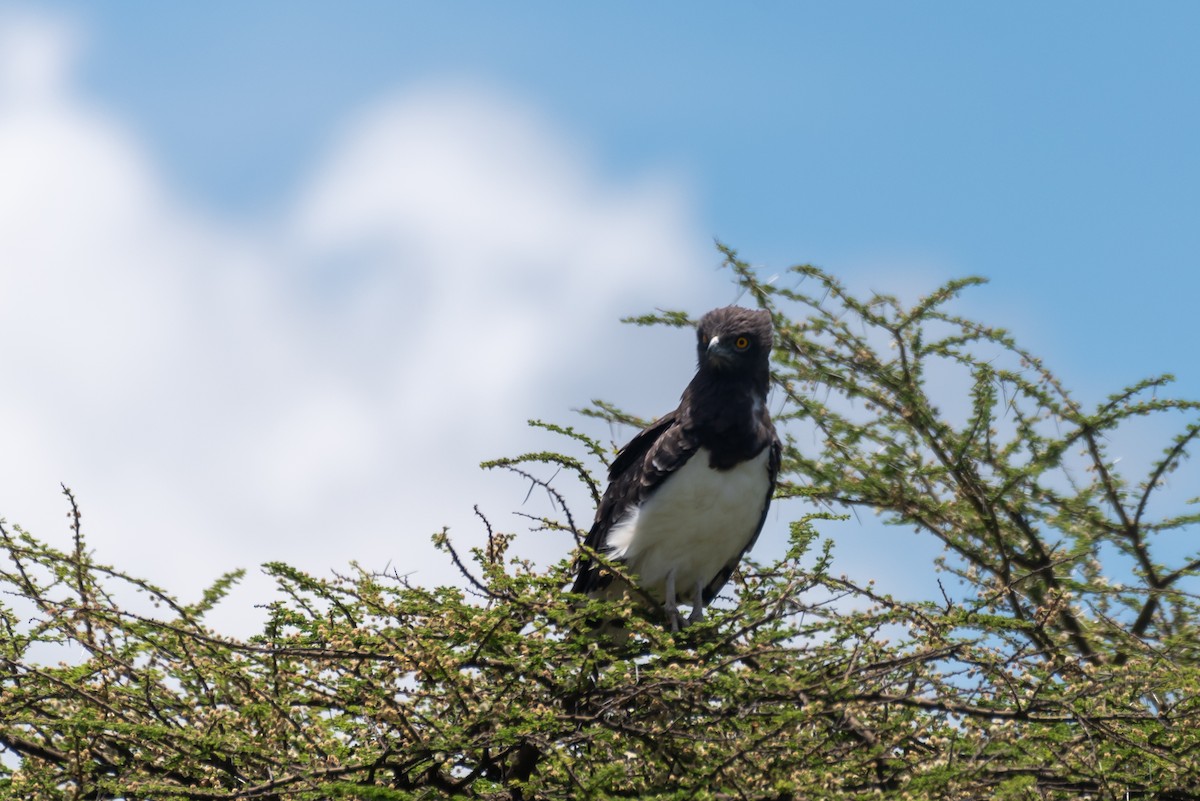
(571, 409, 699, 595)
(700, 433, 782, 605)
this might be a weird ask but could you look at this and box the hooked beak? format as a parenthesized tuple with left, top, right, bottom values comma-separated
(705, 335, 734, 367)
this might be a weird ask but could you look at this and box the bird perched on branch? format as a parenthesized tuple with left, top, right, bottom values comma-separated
(572, 306, 781, 632)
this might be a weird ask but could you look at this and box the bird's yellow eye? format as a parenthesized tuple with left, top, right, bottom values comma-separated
(735, 336, 751, 350)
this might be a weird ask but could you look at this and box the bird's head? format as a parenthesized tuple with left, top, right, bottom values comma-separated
(695, 306, 774, 375)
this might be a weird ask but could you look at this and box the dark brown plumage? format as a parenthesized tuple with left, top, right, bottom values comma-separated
(572, 306, 781, 630)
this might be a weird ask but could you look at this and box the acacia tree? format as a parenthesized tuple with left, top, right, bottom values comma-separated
(2, 248, 1199, 800)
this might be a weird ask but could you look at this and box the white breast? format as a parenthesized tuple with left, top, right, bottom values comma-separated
(605, 446, 771, 605)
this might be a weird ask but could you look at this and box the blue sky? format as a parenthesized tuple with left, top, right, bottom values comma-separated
(55, 3, 1200, 383)
(1, 3, 1197, 628)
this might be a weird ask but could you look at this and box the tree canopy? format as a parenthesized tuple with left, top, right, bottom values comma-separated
(3, 248, 1199, 800)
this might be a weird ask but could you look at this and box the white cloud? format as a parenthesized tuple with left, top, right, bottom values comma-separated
(0, 12, 78, 104)
(0, 14, 715, 633)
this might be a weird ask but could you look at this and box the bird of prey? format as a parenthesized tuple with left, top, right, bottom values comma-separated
(572, 305, 782, 632)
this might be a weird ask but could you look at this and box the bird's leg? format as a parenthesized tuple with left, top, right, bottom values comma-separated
(663, 568, 682, 632)
(688, 580, 706, 625)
